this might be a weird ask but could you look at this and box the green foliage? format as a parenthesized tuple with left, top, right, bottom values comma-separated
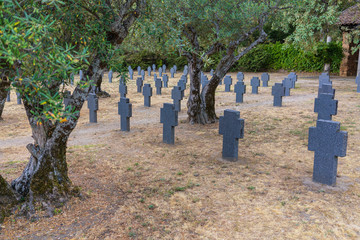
(229, 42, 343, 73)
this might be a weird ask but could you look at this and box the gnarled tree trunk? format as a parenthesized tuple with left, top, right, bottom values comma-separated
(0, 175, 17, 223)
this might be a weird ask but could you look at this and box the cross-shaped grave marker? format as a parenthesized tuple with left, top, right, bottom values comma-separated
(136, 77, 143, 93)
(180, 75, 187, 84)
(288, 72, 297, 88)
(87, 88, 98, 123)
(224, 76, 232, 92)
(282, 78, 292, 96)
(155, 78, 162, 95)
(152, 64, 156, 72)
(173, 65, 177, 73)
(272, 83, 285, 107)
(183, 68, 188, 76)
(108, 70, 113, 83)
(261, 73, 270, 87)
(119, 81, 127, 98)
(319, 72, 331, 88)
(147, 66, 151, 76)
(163, 74, 169, 88)
(143, 84, 153, 107)
(6, 91, 10, 102)
(201, 75, 209, 89)
(250, 77, 260, 94)
(170, 68, 175, 78)
(159, 67, 163, 77)
(234, 82, 246, 103)
(237, 72, 244, 82)
(219, 109, 245, 161)
(16, 92, 21, 104)
(177, 80, 186, 99)
(162, 64, 166, 73)
(137, 66, 141, 75)
(318, 83, 335, 98)
(171, 86, 183, 112)
(153, 73, 157, 82)
(356, 75, 360, 93)
(314, 93, 338, 120)
(118, 97, 132, 131)
(141, 70, 145, 80)
(160, 103, 178, 144)
(308, 119, 348, 186)
(129, 68, 133, 80)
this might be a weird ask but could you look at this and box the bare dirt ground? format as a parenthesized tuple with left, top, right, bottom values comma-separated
(1, 71, 360, 239)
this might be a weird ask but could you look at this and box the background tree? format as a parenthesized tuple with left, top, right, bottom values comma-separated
(145, 0, 297, 124)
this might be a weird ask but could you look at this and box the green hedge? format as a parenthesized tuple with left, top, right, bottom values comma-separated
(230, 42, 343, 73)
(118, 42, 343, 73)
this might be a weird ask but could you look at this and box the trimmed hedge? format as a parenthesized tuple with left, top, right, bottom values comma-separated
(119, 42, 343, 73)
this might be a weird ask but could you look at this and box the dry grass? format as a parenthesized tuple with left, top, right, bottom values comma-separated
(1, 71, 360, 239)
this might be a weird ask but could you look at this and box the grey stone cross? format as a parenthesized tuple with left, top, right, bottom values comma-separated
(119, 81, 127, 98)
(308, 119, 347, 186)
(163, 74, 169, 88)
(148, 66, 152, 76)
(143, 84, 152, 107)
(219, 109, 245, 161)
(272, 83, 285, 107)
(160, 103, 178, 144)
(224, 76, 232, 92)
(237, 72, 244, 82)
(234, 82, 246, 103)
(261, 73, 269, 87)
(250, 77, 260, 94)
(170, 68, 175, 78)
(314, 93, 338, 120)
(108, 70, 113, 83)
(171, 86, 183, 112)
(155, 78, 162, 95)
(136, 77, 143, 93)
(118, 97, 132, 131)
(87, 89, 98, 123)
(282, 78, 292, 96)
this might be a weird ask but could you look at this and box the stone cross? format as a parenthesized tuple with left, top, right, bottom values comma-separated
(210, 69, 214, 76)
(308, 119, 348, 186)
(224, 76, 232, 92)
(128, 66, 132, 72)
(16, 92, 21, 104)
(319, 72, 331, 88)
(219, 109, 245, 161)
(314, 93, 338, 120)
(318, 83, 335, 98)
(136, 77, 143, 93)
(137, 66, 141, 75)
(141, 70, 145, 80)
(129, 68, 133, 80)
(159, 67, 163, 77)
(201, 76, 209, 89)
(282, 78, 292, 96)
(119, 81, 127, 98)
(155, 78, 162, 95)
(118, 97, 132, 131)
(160, 103, 178, 144)
(108, 70, 113, 83)
(180, 74, 187, 84)
(6, 91, 10, 102)
(79, 70, 83, 81)
(234, 82, 246, 103)
(183, 68, 188, 76)
(163, 74, 169, 88)
(152, 64, 156, 72)
(173, 65, 177, 73)
(63, 90, 71, 109)
(288, 72, 297, 87)
(177, 80, 186, 98)
(261, 73, 270, 87)
(250, 77, 260, 94)
(153, 73, 157, 82)
(87, 90, 98, 123)
(143, 84, 152, 107)
(171, 86, 183, 112)
(272, 83, 285, 107)
(356, 75, 360, 93)
(237, 72, 244, 82)
(162, 64, 166, 73)
(170, 68, 175, 78)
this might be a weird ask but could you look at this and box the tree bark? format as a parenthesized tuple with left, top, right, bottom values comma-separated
(0, 85, 9, 121)
(0, 175, 17, 223)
